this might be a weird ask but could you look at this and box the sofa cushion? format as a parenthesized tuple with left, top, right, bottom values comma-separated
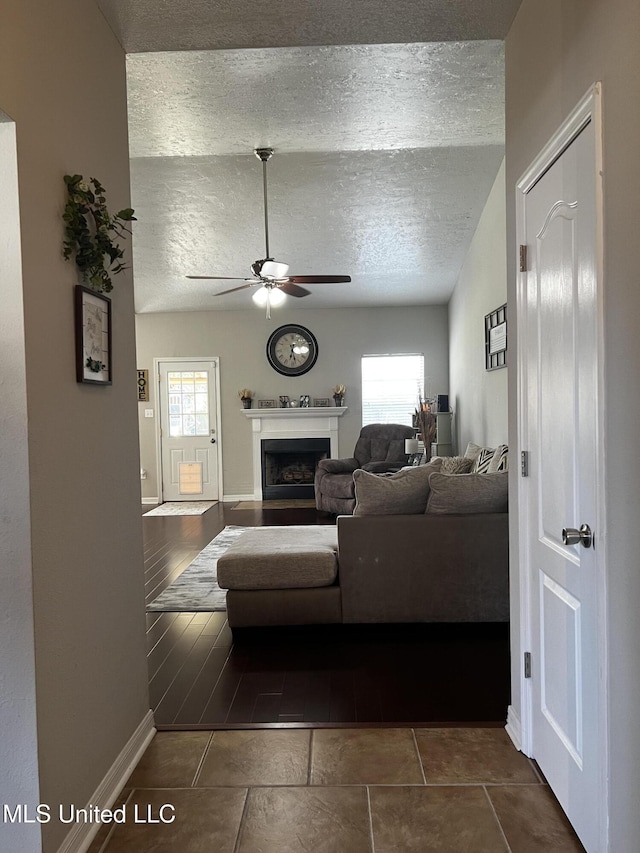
(353, 458, 443, 516)
(487, 444, 509, 472)
(218, 526, 338, 590)
(426, 471, 509, 514)
(438, 455, 474, 475)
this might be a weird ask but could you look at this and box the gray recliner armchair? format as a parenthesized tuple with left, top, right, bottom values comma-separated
(315, 423, 415, 514)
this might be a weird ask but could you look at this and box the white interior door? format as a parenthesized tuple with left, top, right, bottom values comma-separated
(158, 360, 220, 501)
(520, 96, 606, 852)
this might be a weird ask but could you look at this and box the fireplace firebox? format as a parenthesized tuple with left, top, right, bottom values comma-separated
(261, 438, 330, 500)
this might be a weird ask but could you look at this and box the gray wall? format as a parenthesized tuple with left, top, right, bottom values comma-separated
(0, 2, 150, 850)
(506, 1, 640, 848)
(136, 305, 449, 499)
(448, 159, 507, 453)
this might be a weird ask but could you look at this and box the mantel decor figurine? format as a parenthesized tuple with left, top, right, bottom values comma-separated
(238, 389, 253, 409)
(332, 384, 346, 406)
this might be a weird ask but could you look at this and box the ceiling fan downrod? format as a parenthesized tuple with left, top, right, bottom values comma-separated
(255, 148, 273, 262)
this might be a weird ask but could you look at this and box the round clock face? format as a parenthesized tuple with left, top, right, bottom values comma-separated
(266, 324, 319, 376)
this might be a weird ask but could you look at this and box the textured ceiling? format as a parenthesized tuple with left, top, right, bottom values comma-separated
(97, 0, 522, 53)
(127, 43, 503, 158)
(128, 43, 505, 313)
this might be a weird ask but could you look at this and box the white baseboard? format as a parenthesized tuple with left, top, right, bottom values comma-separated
(505, 705, 522, 751)
(141, 497, 159, 505)
(57, 710, 156, 853)
(222, 493, 256, 502)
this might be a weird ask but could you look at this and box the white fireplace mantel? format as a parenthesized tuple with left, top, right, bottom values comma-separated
(243, 407, 347, 499)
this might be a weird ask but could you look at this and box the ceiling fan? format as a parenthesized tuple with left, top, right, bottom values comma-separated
(187, 148, 351, 317)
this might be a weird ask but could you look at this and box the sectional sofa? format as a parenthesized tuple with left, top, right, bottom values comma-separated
(218, 444, 510, 628)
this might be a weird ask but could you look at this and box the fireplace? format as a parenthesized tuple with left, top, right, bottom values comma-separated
(242, 406, 347, 501)
(261, 438, 330, 499)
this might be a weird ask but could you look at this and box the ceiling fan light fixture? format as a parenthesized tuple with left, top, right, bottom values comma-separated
(251, 287, 269, 306)
(252, 283, 286, 317)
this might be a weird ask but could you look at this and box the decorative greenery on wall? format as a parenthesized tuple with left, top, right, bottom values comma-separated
(63, 174, 136, 293)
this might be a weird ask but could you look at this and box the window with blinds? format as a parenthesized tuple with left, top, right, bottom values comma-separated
(361, 354, 424, 426)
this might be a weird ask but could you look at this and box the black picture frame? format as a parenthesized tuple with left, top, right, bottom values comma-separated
(485, 303, 507, 371)
(75, 285, 112, 385)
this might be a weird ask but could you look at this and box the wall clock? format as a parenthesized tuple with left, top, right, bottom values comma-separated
(266, 324, 319, 376)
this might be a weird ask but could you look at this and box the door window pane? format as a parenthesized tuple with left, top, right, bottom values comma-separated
(166, 371, 209, 435)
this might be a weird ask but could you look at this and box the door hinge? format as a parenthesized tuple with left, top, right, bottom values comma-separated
(519, 244, 528, 272)
(521, 450, 529, 477)
(524, 652, 532, 679)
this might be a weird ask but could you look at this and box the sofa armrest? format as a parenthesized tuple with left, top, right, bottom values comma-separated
(317, 457, 359, 475)
(337, 513, 509, 623)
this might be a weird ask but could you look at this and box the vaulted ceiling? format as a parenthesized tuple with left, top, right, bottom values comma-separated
(96, 1, 519, 313)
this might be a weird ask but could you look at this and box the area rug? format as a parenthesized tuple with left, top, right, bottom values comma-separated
(143, 501, 218, 517)
(231, 499, 317, 510)
(146, 525, 249, 611)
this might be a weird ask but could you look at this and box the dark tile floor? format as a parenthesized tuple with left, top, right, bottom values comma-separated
(88, 727, 586, 852)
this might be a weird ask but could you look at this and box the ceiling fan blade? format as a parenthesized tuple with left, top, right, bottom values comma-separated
(279, 282, 311, 298)
(286, 275, 352, 284)
(214, 283, 259, 296)
(186, 275, 253, 281)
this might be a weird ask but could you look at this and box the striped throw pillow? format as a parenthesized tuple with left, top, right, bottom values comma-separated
(472, 447, 496, 473)
(488, 445, 509, 472)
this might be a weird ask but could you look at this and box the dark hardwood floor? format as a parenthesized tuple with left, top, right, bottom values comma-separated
(143, 502, 510, 729)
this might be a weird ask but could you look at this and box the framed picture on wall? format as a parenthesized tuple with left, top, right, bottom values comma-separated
(75, 285, 112, 385)
(485, 303, 507, 370)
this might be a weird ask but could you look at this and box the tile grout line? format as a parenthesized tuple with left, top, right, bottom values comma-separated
(482, 785, 514, 853)
(191, 732, 214, 787)
(92, 788, 136, 853)
(411, 728, 427, 785)
(232, 788, 251, 853)
(307, 729, 314, 785)
(124, 781, 550, 790)
(529, 759, 545, 784)
(366, 786, 376, 853)
(126, 782, 548, 791)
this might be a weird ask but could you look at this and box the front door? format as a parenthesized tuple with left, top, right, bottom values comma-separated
(519, 91, 606, 852)
(158, 359, 220, 501)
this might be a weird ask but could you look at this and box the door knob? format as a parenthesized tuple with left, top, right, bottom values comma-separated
(210, 438, 216, 444)
(562, 524, 593, 548)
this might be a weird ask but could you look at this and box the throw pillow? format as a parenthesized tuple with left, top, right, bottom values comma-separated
(439, 455, 474, 475)
(426, 471, 509, 514)
(353, 458, 443, 516)
(472, 447, 496, 473)
(464, 442, 483, 462)
(488, 444, 509, 473)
